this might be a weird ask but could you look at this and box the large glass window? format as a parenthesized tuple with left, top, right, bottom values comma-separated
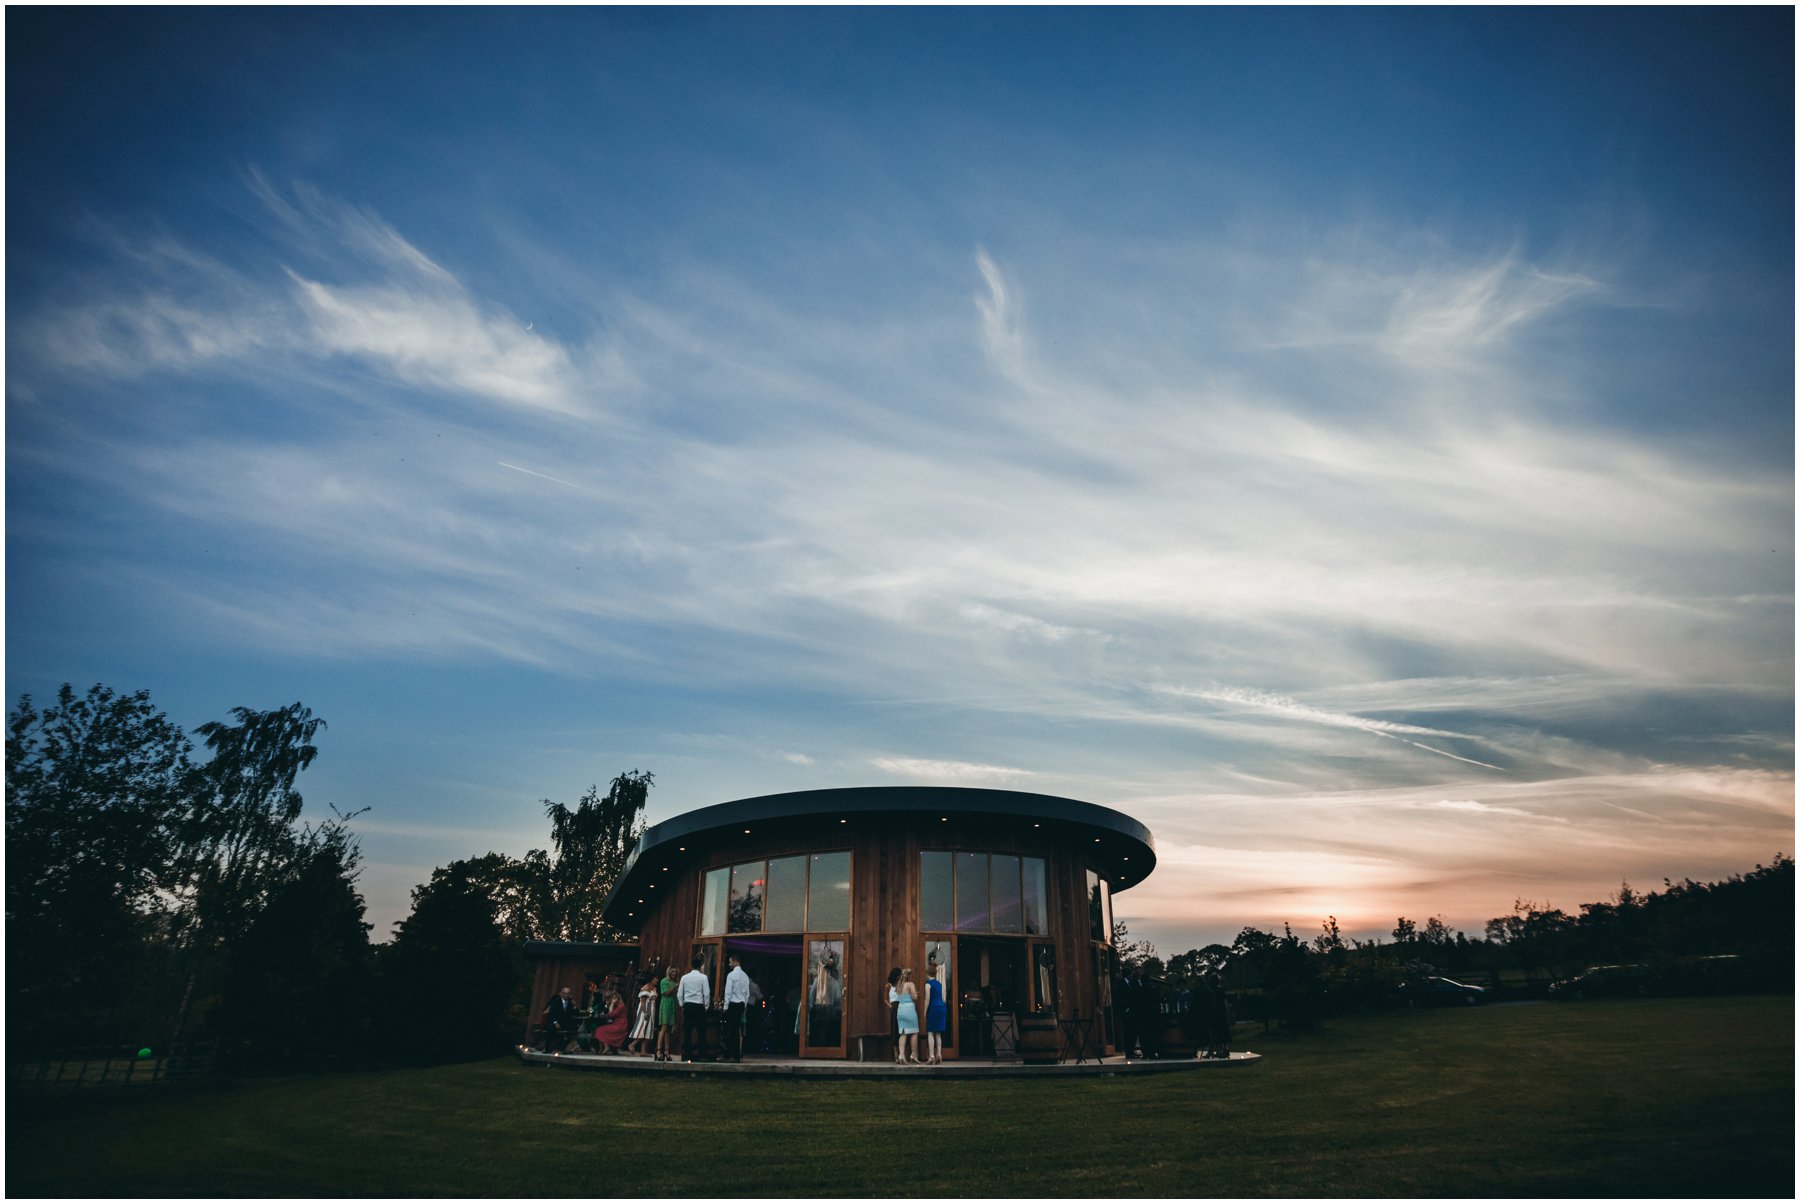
(923, 851, 1050, 935)
(700, 867, 729, 936)
(807, 851, 852, 931)
(763, 855, 807, 932)
(991, 854, 1022, 933)
(1088, 869, 1105, 942)
(728, 860, 765, 933)
(955, 852, 989, 931)
(702, 850, 852, 937)
(1023, 857, 1048, 935)
(920, 851, 954, 931)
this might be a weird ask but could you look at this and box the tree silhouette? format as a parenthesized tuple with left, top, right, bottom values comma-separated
(222, 829, 372, 1068)
(379, 866, 520, 1063)
(531, 770, 653, 941)
(7, 684, 196, 1046)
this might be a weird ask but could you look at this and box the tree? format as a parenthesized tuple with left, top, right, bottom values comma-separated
(168, 703, 330, 1035)
(7, 684, 197, 1045)
(423, 853, 541, 944)
(177, 703, 327, 946)
(379, 865, 523, 1063)
(221, 824, 372, 1068)
(8, 684, 196, 925)
(1112, 918, 1158, 975)
(529, 770, 653, 941)
(1268, 923, 1324, 1030)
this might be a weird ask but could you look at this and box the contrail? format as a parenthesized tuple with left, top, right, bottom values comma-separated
(497, 461, 584, 491)
(1381, 732, 1507, 772)
(1162, 682, 1508, 772)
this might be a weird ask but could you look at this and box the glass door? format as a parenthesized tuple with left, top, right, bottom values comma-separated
(924, 937, 955, 1056)
(725, 934, 803, 1058)
(800, 937, 846, 1056)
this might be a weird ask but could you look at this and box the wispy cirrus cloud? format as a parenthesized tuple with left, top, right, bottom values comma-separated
(871, 757, 1039, 784)
(17, 175, 605, 420)
(288, 273, 587, 416)
(9, 177, 1788, 950)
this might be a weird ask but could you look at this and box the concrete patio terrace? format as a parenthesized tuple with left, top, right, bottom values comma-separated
(517, 1045, 1261, 1079)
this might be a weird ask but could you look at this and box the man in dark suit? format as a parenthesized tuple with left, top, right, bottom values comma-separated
(543, 986, 580, 1052)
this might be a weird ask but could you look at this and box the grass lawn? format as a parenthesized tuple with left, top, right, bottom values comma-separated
(8, 995, 1791, 1198)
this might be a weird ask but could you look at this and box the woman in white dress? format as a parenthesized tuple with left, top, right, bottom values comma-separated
(628, 974, 657, 1056)
(885, 967, 902, 1063)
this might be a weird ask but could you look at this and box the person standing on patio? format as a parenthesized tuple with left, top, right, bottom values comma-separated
(628, 974, 657, 1056)
(1201, 971, 1231, 1060)
(895, 967, 921, 1064)
(924, 967, 947, 1064)
(656, 961, 679, 1061)
(885, 967, 903, 1063)
(722, 954, 751, 1063)
(678, 954, 711, 1063)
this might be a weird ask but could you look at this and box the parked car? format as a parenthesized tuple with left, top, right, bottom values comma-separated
(1414, 976, 1486, 1006)
(1549, 964, 1650, 1000)
(1551, 955, 1762, 1000)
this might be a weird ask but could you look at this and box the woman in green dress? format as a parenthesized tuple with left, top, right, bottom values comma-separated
(656, 961, 680, 1062)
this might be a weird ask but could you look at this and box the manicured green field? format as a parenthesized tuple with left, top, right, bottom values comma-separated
(9, 995, 1792, 1198)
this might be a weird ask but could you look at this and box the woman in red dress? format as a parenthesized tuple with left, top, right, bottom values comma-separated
(592, 987, 631, 1054)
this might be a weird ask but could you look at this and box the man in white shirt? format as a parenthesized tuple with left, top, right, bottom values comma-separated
(721, 954, 752, 1063)
(677, 955, 712, 1063)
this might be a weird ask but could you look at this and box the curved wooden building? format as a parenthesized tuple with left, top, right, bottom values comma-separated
(599, 785, 1156, 1059)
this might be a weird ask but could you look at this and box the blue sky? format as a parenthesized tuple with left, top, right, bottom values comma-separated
(8, 8, 1792, 952)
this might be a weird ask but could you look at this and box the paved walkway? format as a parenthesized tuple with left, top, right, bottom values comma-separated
(517, 1046, 1260, 1079)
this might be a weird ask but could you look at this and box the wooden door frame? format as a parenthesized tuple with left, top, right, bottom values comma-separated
(799, 933, 848, 1058)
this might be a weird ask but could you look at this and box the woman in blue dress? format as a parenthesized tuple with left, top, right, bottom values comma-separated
(923, 969, 948, 1064)
(895, 968, 921, 1064)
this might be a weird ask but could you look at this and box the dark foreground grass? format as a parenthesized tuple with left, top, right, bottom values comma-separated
(9, 995, 1792, 1198)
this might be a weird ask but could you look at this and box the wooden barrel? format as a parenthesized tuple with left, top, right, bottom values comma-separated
(1159, 1013, 1196, 1059)
(1017, 1014, 1060, 1064)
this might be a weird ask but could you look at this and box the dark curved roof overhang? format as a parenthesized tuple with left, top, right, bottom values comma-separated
(602, 785, 1155, 933)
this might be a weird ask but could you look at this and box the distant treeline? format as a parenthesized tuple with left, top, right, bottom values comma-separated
(8, 681, 1791, 1067)
(7, 683, 648, 1070)
(1118, 856, 1794, 1027)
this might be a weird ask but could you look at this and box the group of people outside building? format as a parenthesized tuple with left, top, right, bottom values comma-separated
(884, 960, 949, 1064)
(666, 952, 763, 1062)
(539, 954, 762, 1063)
(541, 956, 1234, 1063)
(539, 979, 650, 1057)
